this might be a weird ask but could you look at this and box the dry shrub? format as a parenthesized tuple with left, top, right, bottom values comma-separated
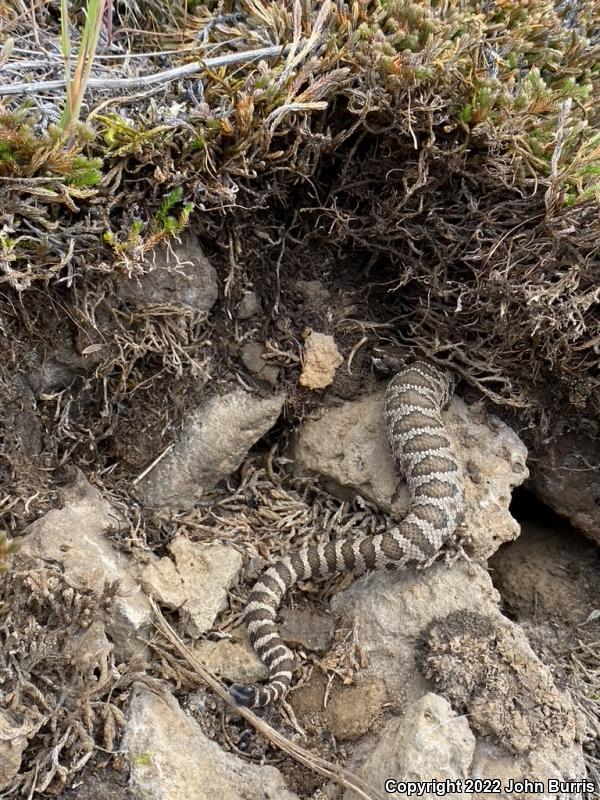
(0, 557, 129, 795)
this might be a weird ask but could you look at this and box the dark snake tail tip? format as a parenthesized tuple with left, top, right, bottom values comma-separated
(229, 684, 255, 707)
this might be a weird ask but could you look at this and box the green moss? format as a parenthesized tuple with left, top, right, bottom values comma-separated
(155, 188, 194, 235)
(133, 752, 153, 768)
(65, 155, 103, 187)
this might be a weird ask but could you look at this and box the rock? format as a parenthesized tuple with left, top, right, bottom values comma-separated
(117, 230, 218, 314)
(236, 290, 261, 319)
(5, 377, 42, 458)
(122, 684, 299, 800)
(333, 564, 586, 796)
(0, 709, 28, 792)
(423, 610, 580, 755)
(294, 391, 406, 511)
(18, 470, 152, 660)
(139, 553, 182, 609)
(491, 519, 600, 627)
(293, 392, 528, 560)
(30, 345, 98, 394)
(326, 680, 386, 742)
(299, 332, 343, 390)
(344, 694, 475, 800)
(241, 342, 279, 385)
(141, 536, 242, 638)
(471, 739, 586, 800)
(66, 620, 113, 675)
(279, 607, 335, 654)
(331, 562, 500, 707)
(296, 280, 330, 306)
(136, 388, 286, 511)
(471, 739, 587, 800)
(193, 628, 268, 684)
(527, 432, 600, 545)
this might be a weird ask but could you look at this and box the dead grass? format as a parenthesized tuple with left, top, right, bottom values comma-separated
(0, 557, 135, 795)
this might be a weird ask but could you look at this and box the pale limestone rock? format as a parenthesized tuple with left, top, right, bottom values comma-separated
(122, 684, 299, 800)
(293, 392, 528, 560)
(471, 739, 587, 800)
(192, 628, 268, 684)
(18, 470, 152, 660)
(141, 536, 242, 638)
(344, 694, 475, 800)
(299, 332, 343, 390)
(136, 388, 286, 511)
(333, 564, 586, 799)
(331, 562, 501, 707)
(139, 555, 183, 609)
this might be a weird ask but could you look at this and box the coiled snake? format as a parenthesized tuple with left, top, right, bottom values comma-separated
(230, 361, 464, 708)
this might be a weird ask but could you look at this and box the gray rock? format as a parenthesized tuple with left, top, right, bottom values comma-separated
(136, 388, 286, 511)
(122, 684, 299, 800)
(141, 536, 242, 638)
(331, 562, 501, 707)
(527, 431, 600, 545)
(471, 739, 587, 800)
(18, 470, 152, 660)
(236, 290, 261, 319)
(279, 607, 335, 654)
(293, 392, 528, 560)
(344, 694, 475, 800)
(241, 342, 279, 385)
(117, 230, 218, 314)
(296, 280, 330, 306)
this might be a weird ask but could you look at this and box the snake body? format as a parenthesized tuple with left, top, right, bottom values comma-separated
(230, 361, 464, 708)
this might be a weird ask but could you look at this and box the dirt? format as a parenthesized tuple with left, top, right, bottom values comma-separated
(492, 519, 600, 631)
(489, 497, 600, 784)
(62, 765, 130, 800)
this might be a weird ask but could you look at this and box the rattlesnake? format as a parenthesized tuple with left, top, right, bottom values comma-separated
(230, 360, 465, 708)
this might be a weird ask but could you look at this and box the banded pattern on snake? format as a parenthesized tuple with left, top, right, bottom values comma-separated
(230, 361, 465, 708)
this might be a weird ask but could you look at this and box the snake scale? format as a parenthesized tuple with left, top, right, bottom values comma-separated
(230, 360, 465, 708)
